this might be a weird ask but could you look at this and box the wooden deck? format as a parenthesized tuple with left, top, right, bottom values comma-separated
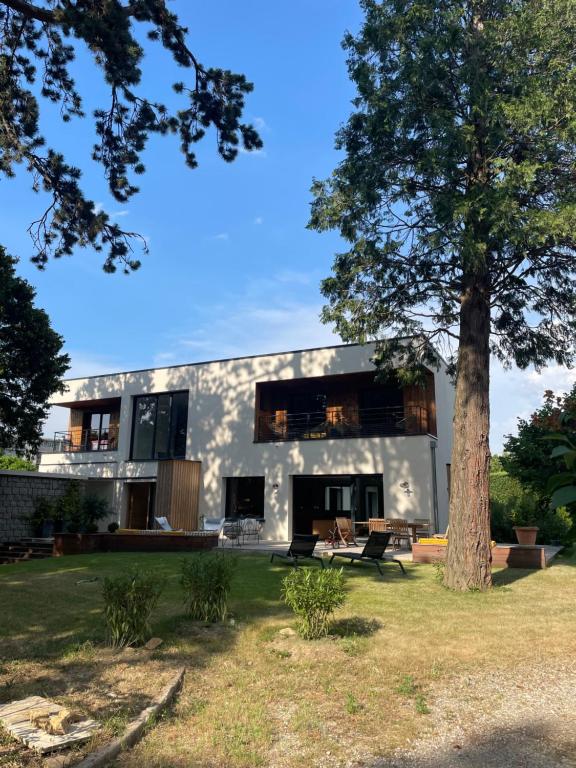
(412, 542, 562, 569)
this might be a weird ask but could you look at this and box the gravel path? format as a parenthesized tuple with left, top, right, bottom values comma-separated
(373, 661, 576, 768)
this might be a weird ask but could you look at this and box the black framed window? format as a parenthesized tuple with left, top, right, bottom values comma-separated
(131, 391, 188, 460)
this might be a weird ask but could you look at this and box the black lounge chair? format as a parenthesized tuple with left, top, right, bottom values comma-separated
(329, 531, 406, 575)
(270, 534, 325, 568)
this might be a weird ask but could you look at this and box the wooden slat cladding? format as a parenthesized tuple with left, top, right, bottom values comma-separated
(69, 409, 84, 449)
(402, 370, 437, 436)
(155, 460, 202, 532)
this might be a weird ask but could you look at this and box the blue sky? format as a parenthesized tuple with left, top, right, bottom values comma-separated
(2, 1, 573, 449)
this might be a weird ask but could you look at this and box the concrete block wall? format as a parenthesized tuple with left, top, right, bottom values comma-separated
(0, 471, 79, 541)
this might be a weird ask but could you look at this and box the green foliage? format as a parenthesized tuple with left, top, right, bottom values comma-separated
(502, 387, 576, 499)
(0, 0, 261, 273)
(309, 0, 576, 375)
(490, 457, 573, 543)
(180, 554, 236, 623)
(345, 693, 362, 714)
(55, 481, 83, 531)
(30, 484, 112, 533)
(30, 496, 57, 530)
(102, 569, 163, 648)
(414, 693, 430, 715)
(281, 567, 346, 640)
(0, 249, 69, 454)
(0, 454, 36, 471)
(396, 675, 418, 697)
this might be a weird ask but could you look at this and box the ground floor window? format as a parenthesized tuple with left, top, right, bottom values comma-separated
(292, 474, 384, 535)
(225, 476, 265, 518)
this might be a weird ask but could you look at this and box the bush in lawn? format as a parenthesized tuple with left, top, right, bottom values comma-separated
(102, 569, 163, 648)
(180, 554, 236, 622)
(282, 567, 346, 640)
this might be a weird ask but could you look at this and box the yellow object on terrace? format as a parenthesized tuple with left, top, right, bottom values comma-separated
(417, 538, 497, 548)
(116, 528, 185, 536)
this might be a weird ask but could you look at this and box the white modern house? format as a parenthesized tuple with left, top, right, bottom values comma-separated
(38, 341, 455, 540)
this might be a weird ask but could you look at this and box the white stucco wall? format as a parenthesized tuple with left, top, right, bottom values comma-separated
(39, 342, 455, 539)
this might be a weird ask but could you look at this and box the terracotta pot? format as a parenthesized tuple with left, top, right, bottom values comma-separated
(513, 526, 539, 546)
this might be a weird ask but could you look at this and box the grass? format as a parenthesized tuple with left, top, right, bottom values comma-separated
(0, 550, 575, 767)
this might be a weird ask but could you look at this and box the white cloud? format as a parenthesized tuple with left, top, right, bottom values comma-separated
(157, 269, 337, 363)
(210, 233, 229, 241)
(93, 202, 129, 218)
(490, 361, 576, 452)
(252, 116, 269, 131)
(254, 216, 264, 225)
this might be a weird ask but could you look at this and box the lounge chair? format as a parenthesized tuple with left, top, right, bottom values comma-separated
(154, 516, 187, 533)
(270, 534, 325, 568)
(335, 517, 357, 546)
(329, 531, 406, 575)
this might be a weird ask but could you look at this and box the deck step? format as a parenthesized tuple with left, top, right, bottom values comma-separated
(0, 538, 54, 565)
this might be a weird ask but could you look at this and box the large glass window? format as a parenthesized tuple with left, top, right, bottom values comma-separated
(131, 391, 188, 460)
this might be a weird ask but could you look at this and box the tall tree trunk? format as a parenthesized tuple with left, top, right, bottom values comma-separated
(444, 286, 492, 591)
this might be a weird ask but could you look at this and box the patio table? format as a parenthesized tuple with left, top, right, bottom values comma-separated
(368, 520, 430, 545)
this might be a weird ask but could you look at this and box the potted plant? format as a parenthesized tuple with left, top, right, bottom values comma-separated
(512, 496, 539, 545)
(29, 497, 64, 537)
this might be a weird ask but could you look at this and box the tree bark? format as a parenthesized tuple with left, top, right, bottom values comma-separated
(444, 285, 492, 590)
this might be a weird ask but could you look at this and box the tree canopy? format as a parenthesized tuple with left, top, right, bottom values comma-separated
(310, 0, 576, 373)
(0, 246, 69, 454)
(503, 387, 576, 500)
(309, 0, 576, 589)
(0, 0, 262, 272)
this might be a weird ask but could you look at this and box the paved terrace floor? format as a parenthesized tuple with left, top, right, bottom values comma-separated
(220, 538, 413, 560)
(220, 539, 563, 566)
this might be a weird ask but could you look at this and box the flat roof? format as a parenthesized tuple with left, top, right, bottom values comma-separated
(61, 339, 400, 383)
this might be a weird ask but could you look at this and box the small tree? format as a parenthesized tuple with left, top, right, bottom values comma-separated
(102, 569, 163, 648)
(282, 568, 346, 640)
(309, 0, 576, 590)
(0, 248, 69, 454)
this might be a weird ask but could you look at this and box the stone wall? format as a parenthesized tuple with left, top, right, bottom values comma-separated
(0, 471, 79, 541)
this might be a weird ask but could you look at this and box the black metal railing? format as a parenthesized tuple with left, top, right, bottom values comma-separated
(255, 405, 429, 443)
(49, 427, 119, 453)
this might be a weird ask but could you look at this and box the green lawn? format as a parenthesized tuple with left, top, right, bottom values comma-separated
(1, 550, 575, 767)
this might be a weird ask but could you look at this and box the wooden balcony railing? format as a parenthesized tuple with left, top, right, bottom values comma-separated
(48, 427, 119, 453)
(255, 405, 429, 443)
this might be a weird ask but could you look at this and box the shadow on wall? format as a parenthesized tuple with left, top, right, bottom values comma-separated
(57, 345, 439, 535)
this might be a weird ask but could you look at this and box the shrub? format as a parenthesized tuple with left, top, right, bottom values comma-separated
(282, 567, 346, 640)
(0, 454, 36, 471)
(81, 494, 112, 532)
(102, 569, 163, 648)
(180, 554, 236, 622)
(108, 521, 120, 533)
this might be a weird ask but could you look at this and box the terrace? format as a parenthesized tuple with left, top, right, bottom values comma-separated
(254, 370, 437, 443)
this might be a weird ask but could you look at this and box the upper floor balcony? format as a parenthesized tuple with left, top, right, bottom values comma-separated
(254, 370, 436, 444)
(48, 426, 119, 453)
(44, 396, 121, 455)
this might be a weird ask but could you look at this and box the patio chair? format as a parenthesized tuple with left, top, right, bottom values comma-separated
(413, 518, 431, 539)
(368, 518, 389, 533)
(221, 518, 243, 546)
(329, 531, 406, 576)
(386, 519, 412, 549)
(335, 517, 357, 547)
(270, 534, 325, 568)
(240, 517, 265, 544)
